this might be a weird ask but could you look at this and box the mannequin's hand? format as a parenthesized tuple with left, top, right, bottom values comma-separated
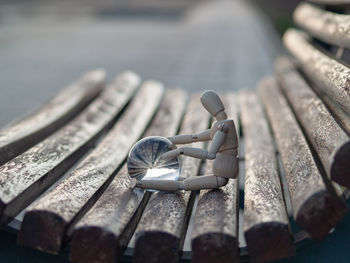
(160, 148, 182, 161)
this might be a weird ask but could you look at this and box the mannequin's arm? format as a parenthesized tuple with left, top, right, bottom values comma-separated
(167, 129, 211, 144)
(161, 147, 215, 160)
(162, 129, 227, 160)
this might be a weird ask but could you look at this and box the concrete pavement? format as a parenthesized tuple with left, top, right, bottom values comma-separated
(0, 0, 281, 128)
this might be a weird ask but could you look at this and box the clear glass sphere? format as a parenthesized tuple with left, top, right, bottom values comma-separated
(127, 136, 181, 184)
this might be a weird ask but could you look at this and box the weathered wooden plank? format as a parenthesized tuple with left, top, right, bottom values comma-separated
(309, 0, 350, 5)
(294, 3, 350, 49)
(275, 57, 350, 189)
(133, 94, 210, 263)
(69, 89, 187, 263)
(276, 57, 350, 135)
(0, 72, 140, 225)
(17, 81, 164, 254)
(191, 93, 239, 263)
(317, 87, 350, 134)
(239, 91, 294, 263)
(259, 75, 348, 240)
(283, 29, 350, 115)
(0, 69, 105, 166)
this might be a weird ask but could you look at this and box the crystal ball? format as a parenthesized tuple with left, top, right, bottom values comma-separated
(127, 136, 181, 185)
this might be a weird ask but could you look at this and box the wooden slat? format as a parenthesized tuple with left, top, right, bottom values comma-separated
(278, 57, 350, 135)
(69, 89, 187, 263)
(318, 88, 350, 134)
(191, 93, 239, 263)
(275, 57, 350, 189)
(283, 29, 350, 115)
(0, 72, 140, 225)
(133, 94, 210, 263)
(17, 81, 164, 254)
(259, 75, 348, 240)
(294, 3, 350, 49)
(239, 91, 294, 263)
(309, 0, 350, 5)
(0, 69, 105, 166)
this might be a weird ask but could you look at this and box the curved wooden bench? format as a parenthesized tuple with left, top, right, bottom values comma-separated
(0, 1, 350, 263)
(0, 71, 347, 263)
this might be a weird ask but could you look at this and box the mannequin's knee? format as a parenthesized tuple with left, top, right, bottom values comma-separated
(216, 177, 228, 187)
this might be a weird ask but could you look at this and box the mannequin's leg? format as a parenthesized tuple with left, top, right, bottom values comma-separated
(133, 179, 180, 192)
(131, 175, 228, 192)
(180, 175, 228, 190)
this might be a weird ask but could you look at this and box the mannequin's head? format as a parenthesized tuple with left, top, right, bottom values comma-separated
(200, 90, 227, 120)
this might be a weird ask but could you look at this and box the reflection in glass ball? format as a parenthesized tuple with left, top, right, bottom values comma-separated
(127, 136, 181, 185)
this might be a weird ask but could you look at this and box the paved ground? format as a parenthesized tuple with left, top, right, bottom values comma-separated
(0, 0, 281, 128)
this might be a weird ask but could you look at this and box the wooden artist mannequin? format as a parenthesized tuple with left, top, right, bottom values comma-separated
(132, 91, 239, 191)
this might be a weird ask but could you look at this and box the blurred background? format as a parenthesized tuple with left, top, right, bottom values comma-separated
(0, 0, 301, 128)
(252, 0, 302, 34)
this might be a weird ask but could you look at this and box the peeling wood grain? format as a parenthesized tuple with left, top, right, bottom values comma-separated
(239, 91, 294, 263)
(133, 94, 210, 263)
(284, 29, 350, 115)
(68, 89, 187, 263)
(259, 75, 348, 240)
(0, 72, 140, 225)
(294, 3, 350, 49)
(17, 81, 164, 254)
(191, 93, 239, 263)
(0, 70, 106, 166)
(275, 57, 350, 189)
